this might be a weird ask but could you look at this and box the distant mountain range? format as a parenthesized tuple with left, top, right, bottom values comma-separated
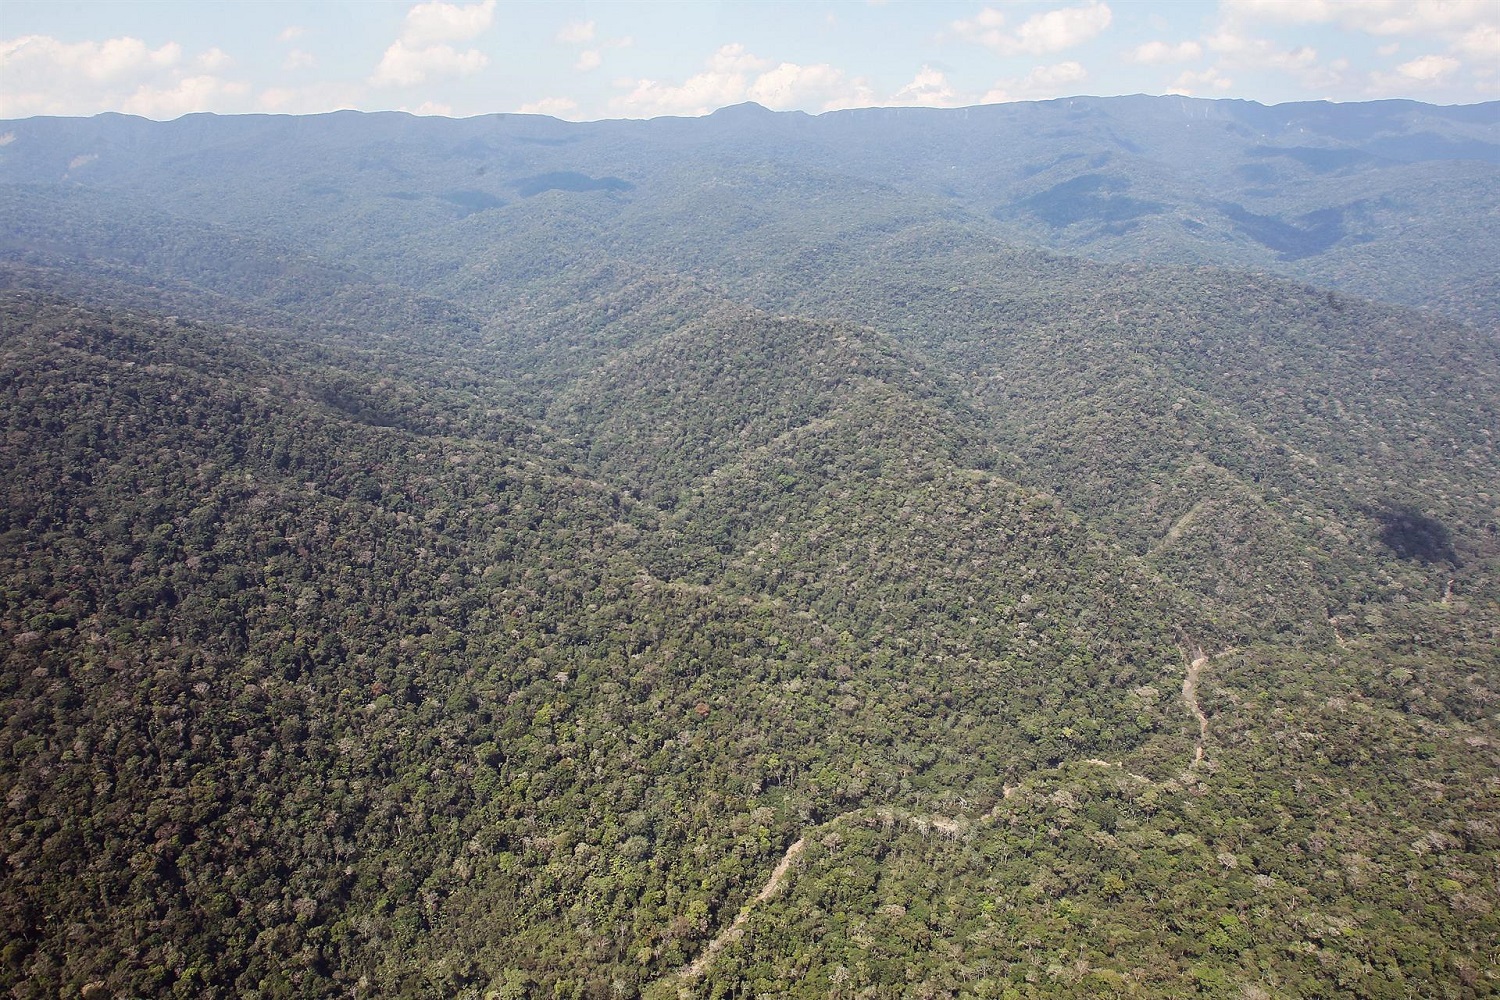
(3, 95, 1497, 326)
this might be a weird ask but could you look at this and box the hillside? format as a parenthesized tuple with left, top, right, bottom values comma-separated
(0, 99, 1497, 998)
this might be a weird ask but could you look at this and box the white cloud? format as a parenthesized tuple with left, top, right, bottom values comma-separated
(0, 35, 180, 82)
(400, 0, 496, 47)
(411, 100, 452, 116)
(1272, 45, 1319, 70)
(257, 87, 301, 112)
(121, 75, 250, 118)
(612, 43, 870, 117)
(1397, 53, 1460, 80)
(1457, 23, 1500, 56)
(951, 7, 1007, 51)
(1129, 40, 1202, 64)
(284, 49, 316, 71)
(1222, 0, 1499, 91)
(982, 60, 1089, 103)
(372, 40, 486, 86)
(1367, 52, 1464, 94)
(256, 82, 363, 115)
(557, 19, 595, 45)
(1208, 30, 1319, 70)
(556, 18, 629, 73)
(1014, 3, 1113, 54)
(277, 26, 305, 43)
(1027, 60, 1088, 89)
(0, 34, 258, 118)
(371, 0, 494, 87)
(707, 42, 770, 75)
(750, 61, 874, 111)
(1167, 66, 1234, 95)
(1204, 28, 1250, 57)
(953, 6, 1007, 39)
(611, 43, 761, 117)
(614, 72, 748, 118)
(1219, 0, 1338, 27)
(1224, 0, 1499, 36)
(1205, 0, 1498, 98)
(195, 47, 231, 72)
(518, 96, 580, 118)
(891, 66, 961, 107)
(1198, 28, 1342, 93)
(954, 2, 1112, 56)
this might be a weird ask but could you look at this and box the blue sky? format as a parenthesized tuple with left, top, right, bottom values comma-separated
(2, 1, 1497, 120)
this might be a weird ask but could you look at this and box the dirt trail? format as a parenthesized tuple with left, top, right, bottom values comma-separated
(675, 647, 1218, 985)
(1182, 646, 1210, 766)
(675, 808, 951, 984)
(678, 836, 808, 981)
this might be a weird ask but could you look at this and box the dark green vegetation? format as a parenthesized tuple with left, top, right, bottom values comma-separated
(0, 98, 1497, 998)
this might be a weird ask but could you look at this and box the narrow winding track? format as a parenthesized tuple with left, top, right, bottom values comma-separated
(670, 645, 1216, 988)
(1183, 646, 1210, 766)
(678, 837, 808, 980)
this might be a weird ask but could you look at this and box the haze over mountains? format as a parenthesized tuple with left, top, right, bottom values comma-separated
(1, 96, 1497, 998)
(4, 95, 1498, 326)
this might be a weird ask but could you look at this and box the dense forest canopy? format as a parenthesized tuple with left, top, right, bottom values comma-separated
(0, 96, 1497, 998)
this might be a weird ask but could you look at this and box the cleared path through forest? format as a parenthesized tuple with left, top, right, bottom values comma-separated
(673, 645, 1217, 987)
(1183, 646, 1210, 765)
(677, 836, 808, 981)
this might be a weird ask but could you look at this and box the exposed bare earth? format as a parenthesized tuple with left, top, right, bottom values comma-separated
(1183, 646, 1210, 766)
(678, 837, 808, 981)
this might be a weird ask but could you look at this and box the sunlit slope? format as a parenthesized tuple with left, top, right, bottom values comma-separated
(700, 223, 1500, 642)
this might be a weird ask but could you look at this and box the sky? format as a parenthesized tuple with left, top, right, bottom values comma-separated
(2, 1, 1498, 122)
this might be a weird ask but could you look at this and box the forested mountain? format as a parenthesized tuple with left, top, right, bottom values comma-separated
(0, 97, 1497, 999)
(3, 96, 1497, 325)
